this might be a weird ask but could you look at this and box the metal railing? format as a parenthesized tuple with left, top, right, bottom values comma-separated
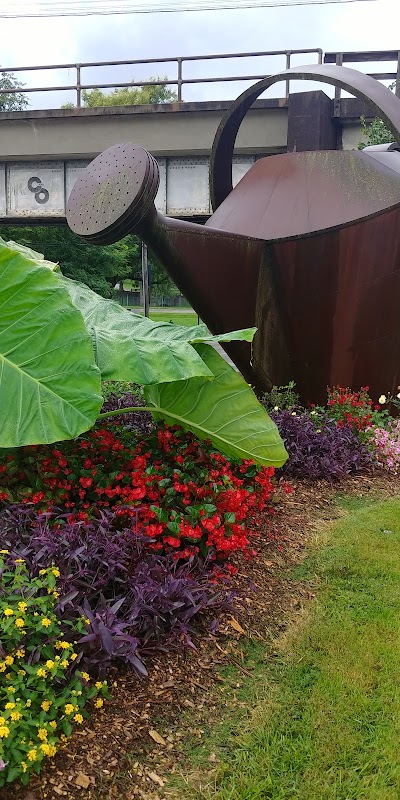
(0, 48, 398, 109)
(0, 48, 323, 107)
(324, 50, 400, 101)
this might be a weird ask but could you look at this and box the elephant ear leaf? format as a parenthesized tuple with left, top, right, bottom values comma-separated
(144, 343, 288, 468)
(0, 239, 102, 448)
(58, 275, 214, 384)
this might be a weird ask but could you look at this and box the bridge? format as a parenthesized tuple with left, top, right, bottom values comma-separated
(0, 48, 398, 222)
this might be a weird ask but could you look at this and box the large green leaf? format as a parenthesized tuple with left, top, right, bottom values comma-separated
(58, 276, 214, 384)
(144, 343, 288, 467)
(59, 275, 256, 385)
(0, 240, 103, 448)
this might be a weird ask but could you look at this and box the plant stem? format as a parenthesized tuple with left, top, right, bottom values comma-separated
(97, 406, 156, 419)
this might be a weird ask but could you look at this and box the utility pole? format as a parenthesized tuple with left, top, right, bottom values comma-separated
(141, 241, 149, 317)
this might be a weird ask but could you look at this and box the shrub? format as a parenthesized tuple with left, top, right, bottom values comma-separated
(325, 386, 378, 436)
(0, 508, 234, 677)
(0, 556, 109, 787)
(368, 419, 400, 473)
(270, 409, 373, 480)
(0, 423, 276, 561)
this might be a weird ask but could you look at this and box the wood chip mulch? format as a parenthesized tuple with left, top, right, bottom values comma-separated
(3, 470, 400, 800)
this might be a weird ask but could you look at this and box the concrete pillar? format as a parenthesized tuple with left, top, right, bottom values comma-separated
(287, 90, 338, 152)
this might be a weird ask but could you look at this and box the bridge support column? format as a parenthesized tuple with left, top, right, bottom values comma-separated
(287, 90, 339, 152)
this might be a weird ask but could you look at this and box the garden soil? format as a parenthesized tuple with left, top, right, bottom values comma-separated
(3, 471, 400, 800)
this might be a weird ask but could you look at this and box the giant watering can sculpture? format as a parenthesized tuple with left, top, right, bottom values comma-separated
(67, 64, 400, 405)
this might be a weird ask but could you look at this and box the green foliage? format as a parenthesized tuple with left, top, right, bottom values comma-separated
(0, 225, 178, 300)
(261, 380, 300, 412)
(0, 226, 140, 298)
(81, 77, 177, 107)
(0, 239, 103, 447)
(145, 343, 288, 467)
(0, 557, 109, 786)
(0, 239, 287, 467)
(0, 71, 28, 112)
(358, 114, 396, 149)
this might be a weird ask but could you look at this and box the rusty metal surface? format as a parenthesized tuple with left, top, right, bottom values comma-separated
(210, 63, 400, 211)
(67, 64, 400, 404)
(207, 150, 400, 241)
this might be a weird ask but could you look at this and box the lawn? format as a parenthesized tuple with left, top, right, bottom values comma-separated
(166, 496, 400, 800)
(130, 307, 200, 326)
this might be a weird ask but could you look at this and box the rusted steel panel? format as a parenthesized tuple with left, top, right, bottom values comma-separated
(67, 65, 400, 405)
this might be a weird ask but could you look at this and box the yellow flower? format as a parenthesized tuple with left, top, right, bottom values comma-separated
(11, 710, 22, 721)
(7, 686, 15, 693)
(70, 653, 77, 661)
(64, 704, 74, 715)
(0, 549, 9, 554)
(5, 655, 14, 666)
(0, 718, 5, 725)
(17, 602, 27, 613)
(14, 558, 25, 564)
(53, 591, 60, 599)
(52, 567, 60, 578)
(16, 649, 25, 658)
(95, 681, 103, 689)
(61, 659, 69, 669)
(55, 640, 70, 650)
(41, 700, 52, 712)
(0, 725, 10, 738)
(18, 669, 26, 676)
(74, 713, 83, 724)
(27, 748, 37, 761)
(55, 655, 60, 661)
(26, 700, 32, 707)
(3, 608, 13, 616)
(95, 698, 103, 708)
(41, 617, 52, 628)
(84, 618, 91, 625)
(0, 662, 6, 673)
(41, 742, 57, 756)
(37, 668, 47, 678)
(5, 673, 12, 680)
(14, 618, 25, 628)
(39, 569, 47, 575)
(5, 702, 15, 710)
(45, 660, 55, 670)
(81, 672, 90, 682)
(49, 720, 57, 729)
(37, 728, 48, 741)
(21, 761, 27, 773)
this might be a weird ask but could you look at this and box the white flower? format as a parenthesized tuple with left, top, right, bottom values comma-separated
(274, 406, 279, 411)
(291, 412, 297, 416)
(310, 410, 317, 415)
(397, 393, 400, 400)
(379, 395, 387, 404)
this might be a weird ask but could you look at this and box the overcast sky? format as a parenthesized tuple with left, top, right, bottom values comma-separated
(1, 0, 399, 107)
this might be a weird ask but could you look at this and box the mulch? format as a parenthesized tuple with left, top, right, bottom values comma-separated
(3, 470, 400, 800)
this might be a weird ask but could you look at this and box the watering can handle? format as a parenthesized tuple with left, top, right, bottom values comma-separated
(209, 63, 400, 212)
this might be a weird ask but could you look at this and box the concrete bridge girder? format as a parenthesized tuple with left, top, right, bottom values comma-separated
(0, 96, 367, 221)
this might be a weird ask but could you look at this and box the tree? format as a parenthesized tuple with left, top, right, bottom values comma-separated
(81, 77, 177, 108)
(0, 225, 178, 300)
(0, 226, 139, 298)
(0, 70, 28, 111)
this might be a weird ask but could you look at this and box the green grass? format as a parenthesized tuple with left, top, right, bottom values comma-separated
(168, 497, 400, 800)
(129, 308, 199, 327)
